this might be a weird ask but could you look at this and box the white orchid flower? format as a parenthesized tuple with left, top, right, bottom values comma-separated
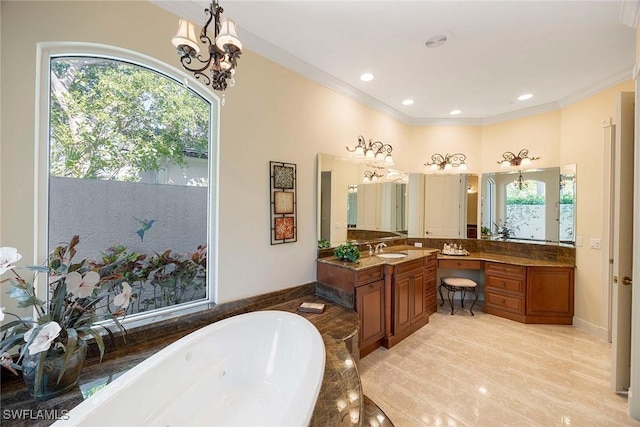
(0, 247, 22, 275)
(0, 307, 4, 322)
(114, 282, 133, 309)
(23, 322, 62, 355)
(65, 271, 100, 298)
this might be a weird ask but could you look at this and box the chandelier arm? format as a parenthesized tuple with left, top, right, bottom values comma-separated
(516, 149, 529, 159)
(179, 54, 214, 75)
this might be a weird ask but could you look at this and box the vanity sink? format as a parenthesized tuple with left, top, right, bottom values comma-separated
(376, 253, 407, 259)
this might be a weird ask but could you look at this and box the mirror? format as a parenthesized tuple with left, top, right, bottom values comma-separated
(318, 154, 408, 247)
(480, 166, 575, 245)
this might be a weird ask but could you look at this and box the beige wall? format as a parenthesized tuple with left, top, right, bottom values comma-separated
(0, 1, 634, 334)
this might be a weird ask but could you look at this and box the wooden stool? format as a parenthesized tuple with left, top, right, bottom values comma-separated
(438, 277, 479, 316)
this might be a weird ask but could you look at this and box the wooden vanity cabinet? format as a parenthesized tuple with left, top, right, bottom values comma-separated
(355, 276, 385, 355)
(317, 252, 437, 357)
(484, 262, 574, 325)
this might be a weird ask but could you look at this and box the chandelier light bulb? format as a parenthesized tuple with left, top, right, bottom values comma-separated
(521, 157, 532, 166)
(459, 162, 467, 171)
(354, 146, 364, 158)
(385, 155, 394, 165)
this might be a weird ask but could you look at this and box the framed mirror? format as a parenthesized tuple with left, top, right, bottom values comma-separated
(317, 153, 408, 248)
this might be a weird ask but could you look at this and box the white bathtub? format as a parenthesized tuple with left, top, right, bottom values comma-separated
(55, 310, 326, 426)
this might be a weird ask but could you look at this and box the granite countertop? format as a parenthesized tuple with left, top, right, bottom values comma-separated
(438, 251, 576, 268)
(317, 244, 575, 270)
(317, 245, 438, 271)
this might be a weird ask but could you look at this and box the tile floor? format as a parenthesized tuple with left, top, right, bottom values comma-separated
(359, 304, 640, 427)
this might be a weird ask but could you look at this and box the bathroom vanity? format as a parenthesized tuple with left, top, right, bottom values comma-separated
(317, 246, 438, 357)
(438, 253, 575, 324)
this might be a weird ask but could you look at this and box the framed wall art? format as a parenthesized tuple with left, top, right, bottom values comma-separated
(270, 161, 297, 244)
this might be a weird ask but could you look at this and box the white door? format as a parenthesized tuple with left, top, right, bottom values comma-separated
(424, 174, 462, 238)
(612, 91, 634, 393)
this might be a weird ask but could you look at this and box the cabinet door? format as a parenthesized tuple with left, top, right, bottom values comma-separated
(526, 267, 574, 317)
(394, 275, 411, 334)
(411, 270, 427, 323)
(356, 280, 385, 348)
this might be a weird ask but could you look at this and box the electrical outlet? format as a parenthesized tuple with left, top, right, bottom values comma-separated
(590, 238, 601, 250)
(576, 236, 583, 247)
(414, 242, 423, 247)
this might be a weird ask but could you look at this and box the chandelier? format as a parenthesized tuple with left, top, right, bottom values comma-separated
(171, 0, 242, 92)
(513, 171, 528, 190)
(363, 170, 384, 182)
(424, 153, 467, 171)
(498, 149, 539, 168)
(346, 136, 394, 165)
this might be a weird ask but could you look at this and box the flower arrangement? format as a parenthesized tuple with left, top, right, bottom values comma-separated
(334, 241, 361, 263)
(0, 236, 130, 397)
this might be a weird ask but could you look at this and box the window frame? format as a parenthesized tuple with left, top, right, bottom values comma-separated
(35, 42, 220, 325)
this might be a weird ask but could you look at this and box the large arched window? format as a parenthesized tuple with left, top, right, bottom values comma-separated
(36, 43, 219, 323)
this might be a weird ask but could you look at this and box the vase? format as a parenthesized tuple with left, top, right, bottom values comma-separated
(22, 340, 88, 401)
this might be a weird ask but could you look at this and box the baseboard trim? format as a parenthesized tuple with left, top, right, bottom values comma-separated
(573, 316, 610, 342)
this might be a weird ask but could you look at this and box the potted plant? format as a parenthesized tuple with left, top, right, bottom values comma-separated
(334, 241, 361, 263)
(0, 236, 130, 400)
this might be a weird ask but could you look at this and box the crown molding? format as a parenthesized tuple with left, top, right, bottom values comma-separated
(620, 0, 640, 28)
(153, 0, 635, 128)
(557, 69, 633, 108)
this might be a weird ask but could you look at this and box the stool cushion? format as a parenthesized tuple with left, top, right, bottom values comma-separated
(442, 277, 477, 288)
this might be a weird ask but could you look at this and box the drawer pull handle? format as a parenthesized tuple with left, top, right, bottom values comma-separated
(501, 282, 506, 287)
(501, 299, 506, 304)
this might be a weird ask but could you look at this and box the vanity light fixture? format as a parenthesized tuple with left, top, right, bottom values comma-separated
(498, 149, 539, 168)
(346, 135, 394, 165)
(171, 0, 242, 92)
(424, 153, 467, 172)
(363, 170, 383, 183)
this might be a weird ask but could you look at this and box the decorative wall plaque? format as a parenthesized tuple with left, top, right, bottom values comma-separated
(270, 161, 296, 244)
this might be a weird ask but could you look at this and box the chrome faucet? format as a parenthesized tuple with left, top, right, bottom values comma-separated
(374, 242, 387, 253)
(367, 244, 373, 256)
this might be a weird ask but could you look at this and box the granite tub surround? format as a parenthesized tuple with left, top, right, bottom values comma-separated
(1, 287, 392, 427)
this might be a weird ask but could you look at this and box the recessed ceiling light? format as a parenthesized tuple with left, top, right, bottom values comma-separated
(402, 99, 414, 106)
(360, 73, 374, 82)
(450, 109, 462, 116)
(518, 93, 533, 101)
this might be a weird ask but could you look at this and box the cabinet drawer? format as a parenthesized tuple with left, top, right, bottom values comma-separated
(486, 275, 524, 295)
(394, 258, 425, 276)
(485, 262, 526, 278)
(356, 266, 384, 286)
(486, 291, 524, 314)
(425, 254, 437, 268)
(438, 259, 483, 270)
